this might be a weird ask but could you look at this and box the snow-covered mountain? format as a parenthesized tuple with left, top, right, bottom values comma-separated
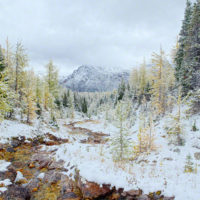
(62, 65, 130, 92)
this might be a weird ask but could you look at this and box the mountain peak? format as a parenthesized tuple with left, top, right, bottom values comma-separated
(62, 65, 130, 92)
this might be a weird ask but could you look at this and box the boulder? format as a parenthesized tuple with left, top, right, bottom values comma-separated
(2, 185, 30, 200)
(48, 160, 64, 170)
(11, 136, 25, 148)
(58, 192, 81, 200)
(43, 171, 62, 184)
(26, 178, 40, 193)
(137, 195, 150, 200)
(79, 181, 112, 199)
(6, 147, 15, 153)
(126, 189, 142, 197)
(0, 167, 17, 183)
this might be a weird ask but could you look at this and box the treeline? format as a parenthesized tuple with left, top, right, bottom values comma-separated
(0, 41, 60, 123)
(0, 40, 90, 124)
(0, 0, 199, 129)
(175, 0, 200, 95)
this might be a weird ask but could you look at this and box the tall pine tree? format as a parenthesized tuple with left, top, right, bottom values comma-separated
(175, 0, 193, 95)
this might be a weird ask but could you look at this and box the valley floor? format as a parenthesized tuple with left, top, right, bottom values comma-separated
(0, 113, 200, 200)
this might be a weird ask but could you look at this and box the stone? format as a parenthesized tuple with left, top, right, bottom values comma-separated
(43, 171, 62, 184)
(110, 192, 120, 200)
(164, 157, 173, 161)
(6, 147, 15, 153)
(58, 192, 80, 200)
(0, 144, 4, 151)
(80, 181, 111, 199)
(173, 148, 180, 153)
(16, 179, 28, 185)
(31, 153, 48, 162)
(44, 141, 59, 146)
(38, 159, 52, 169)
(126, 189, 142, 197)
(27, 178, 40, 193)
(3, 185, 30, 200)
(137, 195, 150, 200)
(11, 136, 25, 148)
(194, 152, 200, 160)
(48, 160, 64, 170)
(0, 167, 17, 183)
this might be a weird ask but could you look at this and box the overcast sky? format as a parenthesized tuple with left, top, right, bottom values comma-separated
(0, 0, 190, 76)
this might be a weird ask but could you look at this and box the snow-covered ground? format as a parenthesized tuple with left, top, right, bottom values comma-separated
(47, 113, 200, 200)
(0, 160, 12, 193)
(0, 108, 200, 199)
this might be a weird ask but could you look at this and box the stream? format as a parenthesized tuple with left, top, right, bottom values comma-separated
(0, 121, 174, 200)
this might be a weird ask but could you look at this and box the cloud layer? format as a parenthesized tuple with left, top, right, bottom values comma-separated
(0, 0, 188, 75)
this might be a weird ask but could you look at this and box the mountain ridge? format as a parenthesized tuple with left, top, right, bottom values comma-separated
(62, 65, 130, 92)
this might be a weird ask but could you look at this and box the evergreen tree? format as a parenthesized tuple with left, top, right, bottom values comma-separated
(175, 0, 193, 95)
(81, 97, 88, 114)
(68, 90, 75, 120)
(73, 92, 80, 111)
(189, 1, 200, 90)
(0, 46, 6, 73)
(0, 47, 11, 120)
(117, 79, 126, 102)
(111, 100, 131, 161)
(63, 91, 69, 108)
(184, 154, 194, 173)
(35, 77, 44, 116)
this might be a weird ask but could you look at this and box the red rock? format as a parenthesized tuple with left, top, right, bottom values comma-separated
(80, 181, 111, 199)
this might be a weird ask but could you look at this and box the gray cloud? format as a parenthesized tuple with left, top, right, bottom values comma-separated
(0, 0, 189, 75)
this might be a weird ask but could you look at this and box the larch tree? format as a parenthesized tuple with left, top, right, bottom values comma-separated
(45, 60, 60, 121)
(167, 88, 189, 146)
(24, 71, 37, 123)
(133, 99, 156, 158)
(14, 42, 28, 94)
(46, 60, 59, 99)
(130, 68, 139, 97)
(4, 38, 15, 89)
(151, 47, 174, 115)
(139, 59, 147, 96)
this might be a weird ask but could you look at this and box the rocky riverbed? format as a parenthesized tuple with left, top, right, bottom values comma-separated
(0, 122, 175, 200)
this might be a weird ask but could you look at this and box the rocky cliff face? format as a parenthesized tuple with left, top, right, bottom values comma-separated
(62, 65, 130, 92)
